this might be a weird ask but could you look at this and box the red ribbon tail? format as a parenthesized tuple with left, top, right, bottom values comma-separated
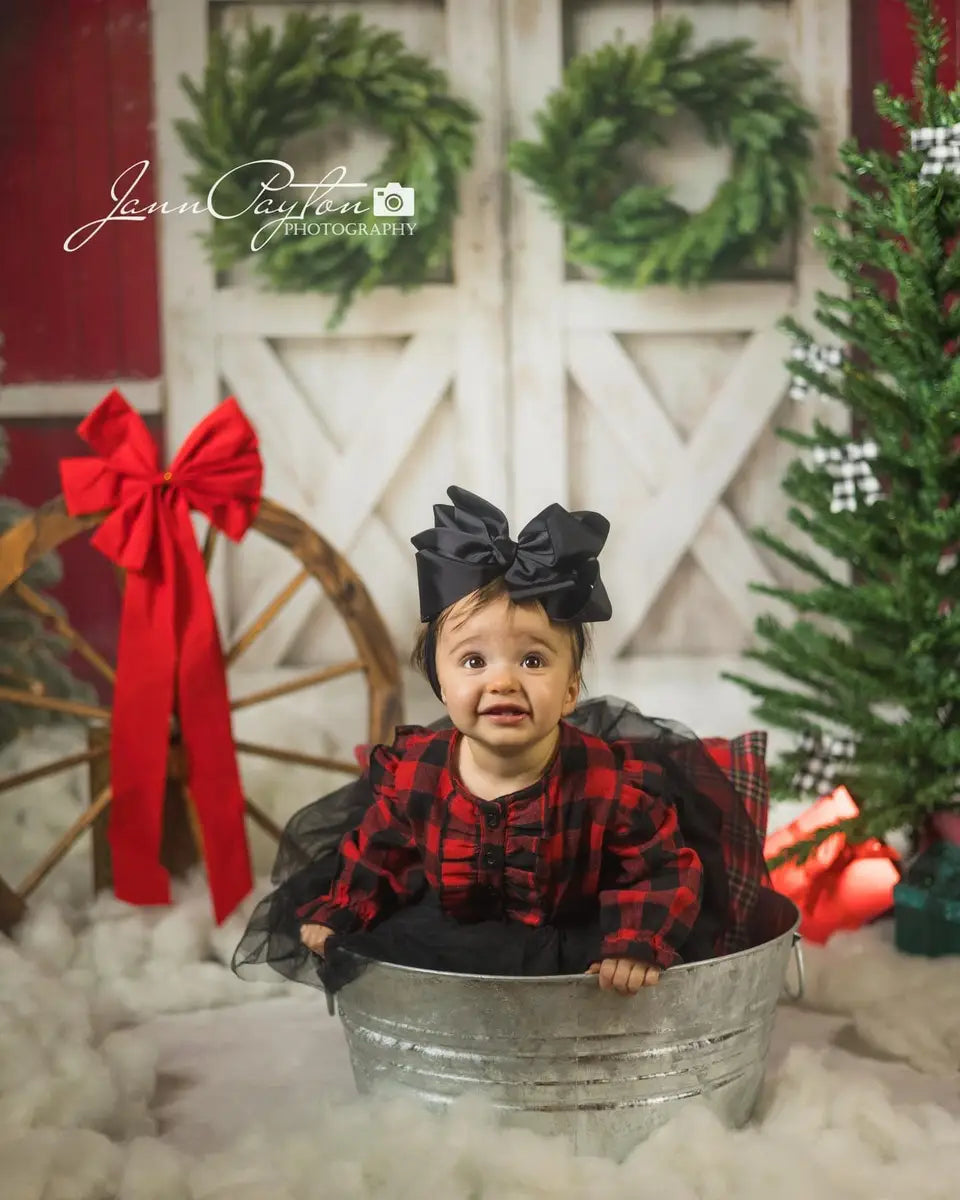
(174, 503, 253, 924)
(109, 571, 174, 907)
(185, 772, 253, 925)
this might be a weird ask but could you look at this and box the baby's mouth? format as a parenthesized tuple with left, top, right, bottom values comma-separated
(480, 704, 529, 721)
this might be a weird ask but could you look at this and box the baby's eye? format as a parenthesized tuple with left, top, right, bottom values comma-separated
(462, 654, 485, 669)
(522, 653, 545, 669)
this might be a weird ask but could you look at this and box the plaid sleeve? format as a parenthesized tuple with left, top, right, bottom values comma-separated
(599, 768, 704, 968)
(296, 742, 422, 933)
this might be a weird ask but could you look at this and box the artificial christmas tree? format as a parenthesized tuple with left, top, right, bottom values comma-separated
(728, 0, 960, 869)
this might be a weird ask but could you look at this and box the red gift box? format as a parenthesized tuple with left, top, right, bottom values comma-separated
(765, 787, 901, 943)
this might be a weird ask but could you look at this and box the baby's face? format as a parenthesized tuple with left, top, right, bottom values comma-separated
(434, 592, 580, 755)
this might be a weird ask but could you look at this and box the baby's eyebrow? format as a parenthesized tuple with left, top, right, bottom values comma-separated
(446, 634, 559, 655)
(446, 637, 483, 655)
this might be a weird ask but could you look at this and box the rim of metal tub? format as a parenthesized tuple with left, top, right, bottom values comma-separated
(324, 897, 803, 1013)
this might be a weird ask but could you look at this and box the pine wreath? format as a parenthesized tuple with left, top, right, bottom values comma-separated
(509, 19, 818, 288)
(176, 12, 477, 326)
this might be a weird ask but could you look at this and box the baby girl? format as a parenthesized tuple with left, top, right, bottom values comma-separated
(293, 487, 706, 995)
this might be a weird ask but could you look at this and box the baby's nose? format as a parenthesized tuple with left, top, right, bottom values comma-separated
(488, 666, 519, 691)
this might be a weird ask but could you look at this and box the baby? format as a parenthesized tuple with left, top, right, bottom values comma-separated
(295, 487, 704, 995)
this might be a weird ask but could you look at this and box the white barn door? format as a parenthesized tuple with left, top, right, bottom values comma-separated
(502, 0, 848, 744)
(150, 0, 848, 752)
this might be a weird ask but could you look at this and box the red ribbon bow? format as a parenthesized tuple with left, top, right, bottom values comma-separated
(61, 390, 262, 923)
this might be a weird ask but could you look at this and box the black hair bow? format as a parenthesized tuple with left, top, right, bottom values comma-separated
(410, 486, 612, 623)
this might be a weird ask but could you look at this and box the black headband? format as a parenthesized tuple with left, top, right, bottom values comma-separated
(411, 486, 612, 696)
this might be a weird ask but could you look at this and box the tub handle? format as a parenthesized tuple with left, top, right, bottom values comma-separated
(782, 933, 805, 1002)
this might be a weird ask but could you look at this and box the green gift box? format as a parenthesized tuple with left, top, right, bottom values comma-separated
(893, 840, 960, 958)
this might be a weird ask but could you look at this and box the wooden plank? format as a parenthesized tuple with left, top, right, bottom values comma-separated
(229, 333, 454, 667)
(0, 379, 163, 417)
(786, 0, 852, 586)
(219, 337, 329, 515)
(790, 0, 851, 289)
(669, 2, 789, 53)
(207, 0, 381, 5)
(307, 333, 455, 549)
(610, 325, 791, 652)
(88, 725, 113, 894)
(150, 0, 217, 456)
(569, 1, 657, 54)
(568, 331, 778, 632)
(151, 0, 223, 608)
(213, 286, 459, 338)
(504, 0, 567, 513)
(447, 0, 508, 501)
(107, 0, 162, 378)
(219, 335, 402, 668)
(0, 874, 26, 934)
(564, 280, 796, 334)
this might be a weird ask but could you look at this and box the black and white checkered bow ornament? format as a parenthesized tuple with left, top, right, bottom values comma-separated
(910, 123, 960, 178)
(789, 343, 844, 401)
(812, 440, 882, 513)
(791, 730, 857, 798)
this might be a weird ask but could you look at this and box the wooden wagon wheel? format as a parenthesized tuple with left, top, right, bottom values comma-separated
(0, 495, 403, 932)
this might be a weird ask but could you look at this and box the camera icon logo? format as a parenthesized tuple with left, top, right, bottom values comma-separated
(372, 182, 416, 218)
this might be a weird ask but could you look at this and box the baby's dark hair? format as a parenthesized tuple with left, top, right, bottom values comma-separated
(411, 577, 592, 684)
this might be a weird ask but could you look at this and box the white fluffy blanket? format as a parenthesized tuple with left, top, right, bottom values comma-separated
(2, 730, 960, 1198)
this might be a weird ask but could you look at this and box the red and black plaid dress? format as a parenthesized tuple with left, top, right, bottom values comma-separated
(296, 720, 704, 969)
(232, 698, 771, 993)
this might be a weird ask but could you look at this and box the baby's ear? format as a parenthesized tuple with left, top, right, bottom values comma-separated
(562, 674, 581, 715)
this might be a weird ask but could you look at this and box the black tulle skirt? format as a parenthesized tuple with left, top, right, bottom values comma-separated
(232, 698, 766, 994)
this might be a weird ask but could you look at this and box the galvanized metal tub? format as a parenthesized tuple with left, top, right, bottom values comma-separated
(331, 890, 801, 1160)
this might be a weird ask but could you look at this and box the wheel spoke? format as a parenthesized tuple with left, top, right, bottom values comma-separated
(182, 787, 206, 856)
(0, 747, 108, 795)
(231, 660, 365, 711)
(234, 740, 361, 776)
(202, 524, 219, 572)
(18, 784, 112, 900)
(224, 567, 310, 666)
(0, 874, 26, 932)
(14, 581, 117, 684)
(0, 685, 111, 722)
(244, 797, 285, 843)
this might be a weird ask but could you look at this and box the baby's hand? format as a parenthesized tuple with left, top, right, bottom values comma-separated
(300, 923, 334, 956)
(586, 958, 660, 995)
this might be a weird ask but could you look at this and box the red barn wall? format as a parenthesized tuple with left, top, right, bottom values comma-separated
(853, 0, 960, 152)
(0, 0, 162, 697)
(0, 0, 161, 383)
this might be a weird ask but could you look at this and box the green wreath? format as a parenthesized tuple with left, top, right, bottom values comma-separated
(176, 12, 477, 326)
(509, 19, 818, 288)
